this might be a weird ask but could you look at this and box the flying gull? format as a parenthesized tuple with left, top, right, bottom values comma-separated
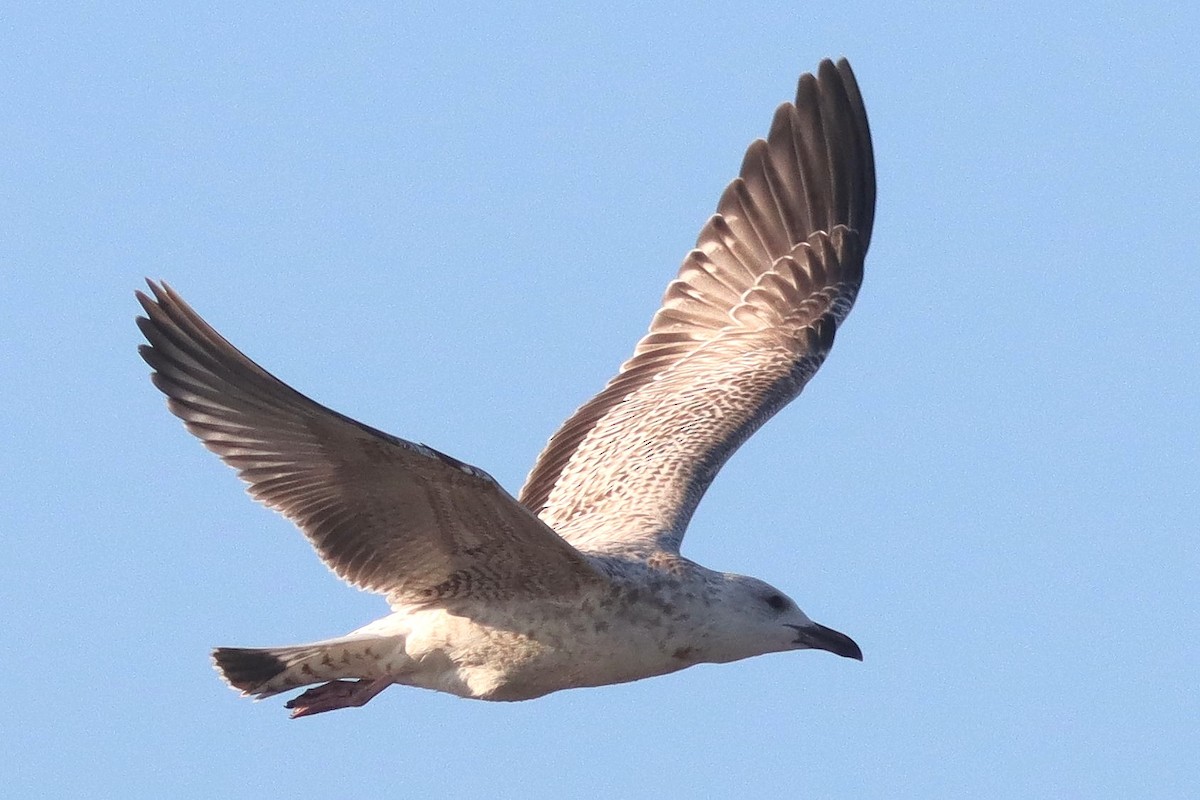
(136, 57, 875, 717)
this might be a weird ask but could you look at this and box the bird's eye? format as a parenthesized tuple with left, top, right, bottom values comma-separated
(765, 594, 788, 612)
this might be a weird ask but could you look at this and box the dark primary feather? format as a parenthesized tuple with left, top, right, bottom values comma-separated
(518, 58, 875, 552)
(136, 282, 603, 604)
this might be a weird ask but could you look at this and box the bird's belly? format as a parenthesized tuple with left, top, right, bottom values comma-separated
(407, 606, 702, 701)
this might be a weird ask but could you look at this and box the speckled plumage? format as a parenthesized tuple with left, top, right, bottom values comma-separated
(137, 58, 875, 717)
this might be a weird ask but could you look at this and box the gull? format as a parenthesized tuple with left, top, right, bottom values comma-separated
(136, 57, 875, 718)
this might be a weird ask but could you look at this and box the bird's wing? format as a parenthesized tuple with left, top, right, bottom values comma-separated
(518, 58, 875, 553)
(137, 282, 605, 606)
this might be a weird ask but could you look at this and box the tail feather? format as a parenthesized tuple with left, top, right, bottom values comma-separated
(213, 645, 323, 698)
(212, 634, 404, 700)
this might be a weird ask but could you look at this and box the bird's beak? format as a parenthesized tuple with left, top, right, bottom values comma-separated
(790, 622, 863, 661)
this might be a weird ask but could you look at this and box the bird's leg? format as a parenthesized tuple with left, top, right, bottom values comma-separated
(285, 677, 392, 719)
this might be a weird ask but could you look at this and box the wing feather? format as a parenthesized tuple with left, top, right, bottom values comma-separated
(137, 282, 604, 604)
(518, 59, 875, 552)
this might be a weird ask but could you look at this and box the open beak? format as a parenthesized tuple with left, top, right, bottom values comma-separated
(789, 622, 863, 661)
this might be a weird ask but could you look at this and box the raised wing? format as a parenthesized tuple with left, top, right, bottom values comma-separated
(137, 281, 604, 605)
(518, 59, 875, 553)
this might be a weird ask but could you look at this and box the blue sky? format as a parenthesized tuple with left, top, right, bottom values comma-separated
(3, 2, 1197, 797)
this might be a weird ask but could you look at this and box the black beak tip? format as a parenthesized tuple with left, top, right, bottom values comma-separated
(828, 631, 863, 661)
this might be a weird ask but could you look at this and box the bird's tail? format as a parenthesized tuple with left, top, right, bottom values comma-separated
(212, 634, 402, 700)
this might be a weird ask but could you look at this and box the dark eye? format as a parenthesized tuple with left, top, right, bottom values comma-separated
(765, 594, 788, 612)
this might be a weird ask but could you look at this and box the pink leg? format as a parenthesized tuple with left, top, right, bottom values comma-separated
(285, 677, 392, 719)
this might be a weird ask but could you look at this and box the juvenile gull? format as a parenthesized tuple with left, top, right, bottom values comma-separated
(137, 57, 875, 717)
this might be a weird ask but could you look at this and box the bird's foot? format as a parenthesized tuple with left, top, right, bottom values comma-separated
(285, 677, 391, 719)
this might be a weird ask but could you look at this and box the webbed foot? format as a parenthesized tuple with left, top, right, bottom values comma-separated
(285, 677, 391, 718)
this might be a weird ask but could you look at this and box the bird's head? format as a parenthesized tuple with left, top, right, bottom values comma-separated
(710, 574, 863, 663)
